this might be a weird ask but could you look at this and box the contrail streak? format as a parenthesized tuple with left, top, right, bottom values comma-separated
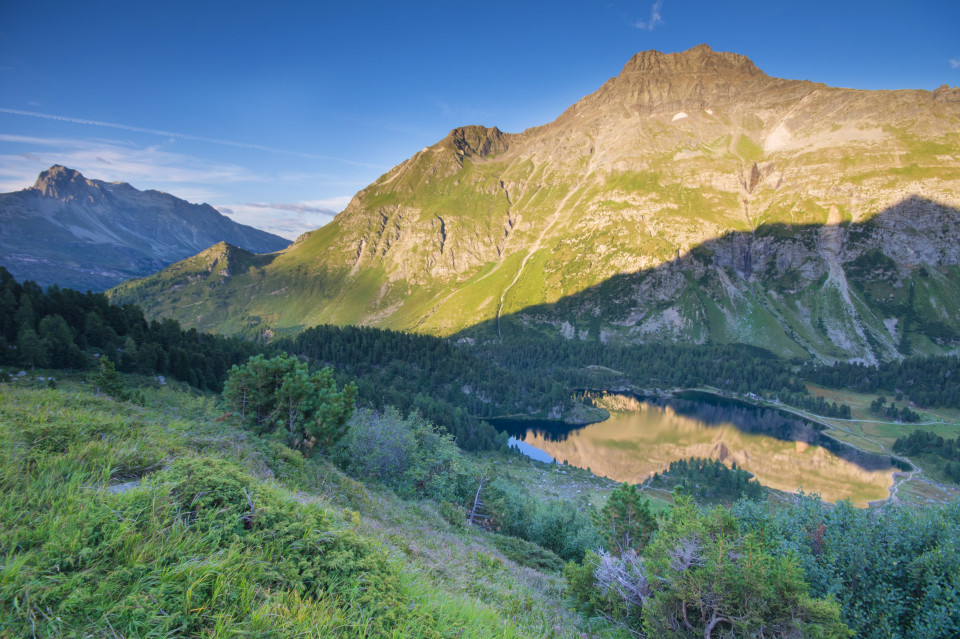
(0, 108, 384, 169)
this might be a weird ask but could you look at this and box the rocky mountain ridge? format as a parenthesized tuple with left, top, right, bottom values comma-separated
(110, 45, 960, 362)
(0, 166, 289, 291)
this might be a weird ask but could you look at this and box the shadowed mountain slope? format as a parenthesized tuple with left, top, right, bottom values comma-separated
(109, 45, 960, 361)
(0, 166, 289, 291)
(453, 197, 960, 364)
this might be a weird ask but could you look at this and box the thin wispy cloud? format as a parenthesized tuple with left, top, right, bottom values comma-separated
(0, 140, 257, 188)
(244, 198, 352, 216)
(216, 198, 350, 239)
(633, 0, 664, 30)
(950, 58, 960, 69)
(0, 133, 128, 147)
(436, 101, 453, 118)
(0, 107, 385, 169)
(430, 97, 493, 125)
(0, 135, 260, 196)
(0, 133, 361, 237)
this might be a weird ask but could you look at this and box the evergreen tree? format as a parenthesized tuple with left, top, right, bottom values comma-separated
(89, 356, 125, 399)
(223, 353, 356, 454)
(595, 483, 657, 555)
(17, 325, 46, 370)
(38, 314, 83, 368)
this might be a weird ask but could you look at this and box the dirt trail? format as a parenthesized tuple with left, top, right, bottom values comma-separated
(885, 471, 913, 503)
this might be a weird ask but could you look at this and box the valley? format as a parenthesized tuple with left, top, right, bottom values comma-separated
(3, 39, 960, 638)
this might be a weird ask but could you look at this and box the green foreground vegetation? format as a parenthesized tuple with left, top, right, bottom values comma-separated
(3, 270, 960, 636)
(0, 378, 586, 637)
(3, 373, 960, 637)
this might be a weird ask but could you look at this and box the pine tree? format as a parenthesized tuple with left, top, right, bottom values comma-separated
(595, 483, 657, 555)
(223, 353, 356, 454)
(17, 325, 46, 370)
(89, 356, 125, 399)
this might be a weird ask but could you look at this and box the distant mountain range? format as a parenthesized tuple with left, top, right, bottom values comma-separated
(0, 165, 289, 291)
(110, 45, 960, 362)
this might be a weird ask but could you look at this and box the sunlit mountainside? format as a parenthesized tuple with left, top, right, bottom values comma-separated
(110, 45, 960, 364)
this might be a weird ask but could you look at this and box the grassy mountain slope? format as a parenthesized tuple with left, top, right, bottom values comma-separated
(0, 378, 589, 638)
(110, 45, 960, 361)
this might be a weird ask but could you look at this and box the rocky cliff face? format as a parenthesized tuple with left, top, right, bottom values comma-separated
(110, 45, 960, 362)
(0, 166, 289, 291)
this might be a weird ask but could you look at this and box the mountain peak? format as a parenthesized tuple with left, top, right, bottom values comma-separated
(569, 44, 779, 116)
(618, 44, 764, 78)
(108, 47, 960, 362)
(444, 125, 509, 158)
(933, 84, 960, 102)
(3, 167, 289, 291)
(32, 165, 93, 198)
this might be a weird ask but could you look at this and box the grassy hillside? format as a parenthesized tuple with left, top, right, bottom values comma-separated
(0, 377, 593, 638)
(3, 364, 960, 637)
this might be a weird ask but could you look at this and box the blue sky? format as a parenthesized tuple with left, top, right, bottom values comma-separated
(1, 1, 958, 239)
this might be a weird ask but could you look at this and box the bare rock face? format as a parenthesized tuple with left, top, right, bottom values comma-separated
(448, 125, 510, 158)
(32, 165, 101, 200)
(933, 84, 960, 103)
(112, 46, 960, 361)
(589, 44, 776, 113)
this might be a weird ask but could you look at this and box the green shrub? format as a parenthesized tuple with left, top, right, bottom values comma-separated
(437, 500, 466, 529)
(222, 353, 356, 453)
(491, 534, 564, 572)
(641, 497, 849, 638)
(334, 407, 466, 502)
(562, 550, 624, 618)
(485, 477, 601, 562)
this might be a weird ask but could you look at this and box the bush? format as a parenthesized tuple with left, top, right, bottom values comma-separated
(88, 355, 144, 404)
(484, 478, 601, 562)
(334, 407, 466, 502)
(134, 456, 406, 632)
(641, 497, 849, 638)
(563, 550, 626, 619)
(491, 532, 565, 572)
(564, 496, 851, 637)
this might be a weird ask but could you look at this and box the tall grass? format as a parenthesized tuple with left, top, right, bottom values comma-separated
(0, 383, 588, 638)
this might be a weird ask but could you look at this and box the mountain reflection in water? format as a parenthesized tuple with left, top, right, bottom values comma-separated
(499, 394, 895, 506)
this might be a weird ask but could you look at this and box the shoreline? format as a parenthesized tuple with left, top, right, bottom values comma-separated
(499, 384, 927, 507)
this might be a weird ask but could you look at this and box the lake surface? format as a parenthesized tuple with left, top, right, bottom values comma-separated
(498, 393, 896, 506)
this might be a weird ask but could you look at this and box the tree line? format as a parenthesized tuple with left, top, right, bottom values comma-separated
(893, 429, 960, 483)
(808, 355, 960, 408)
(648, 457, 764, 502)
(870, 395, 921, 423)
(467, 336, 808, 398)
(0, 267, 262, 391)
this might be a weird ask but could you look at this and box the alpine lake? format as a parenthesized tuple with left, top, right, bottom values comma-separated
(498, 391, 900, 506)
